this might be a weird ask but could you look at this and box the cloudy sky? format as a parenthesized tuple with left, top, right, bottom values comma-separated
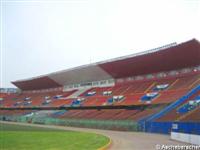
(0, 0, 200, 88)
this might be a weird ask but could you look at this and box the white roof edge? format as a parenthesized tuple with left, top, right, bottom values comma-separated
(13, 41, 182, 83)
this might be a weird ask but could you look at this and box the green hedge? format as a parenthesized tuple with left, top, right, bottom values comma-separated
(0, 115, 139, 131)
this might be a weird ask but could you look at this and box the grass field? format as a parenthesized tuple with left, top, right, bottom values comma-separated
(0, 123, 109, 150)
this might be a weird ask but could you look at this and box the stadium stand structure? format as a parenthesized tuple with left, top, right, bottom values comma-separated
(0, 39, 200, 140)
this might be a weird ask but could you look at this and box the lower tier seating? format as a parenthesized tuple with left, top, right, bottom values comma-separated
(156, 90, 200, 122)
(179, 106, 200, 122)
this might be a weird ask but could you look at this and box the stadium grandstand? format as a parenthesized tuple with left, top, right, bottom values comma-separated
(1, 38, 200, 145)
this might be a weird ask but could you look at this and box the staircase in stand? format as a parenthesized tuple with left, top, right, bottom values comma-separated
(67, 87, 91, 98)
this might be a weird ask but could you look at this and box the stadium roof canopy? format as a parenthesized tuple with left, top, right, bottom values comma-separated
(12, 39, 200, 90)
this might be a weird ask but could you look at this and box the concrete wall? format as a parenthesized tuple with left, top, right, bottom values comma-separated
(171, 132, 200, 145)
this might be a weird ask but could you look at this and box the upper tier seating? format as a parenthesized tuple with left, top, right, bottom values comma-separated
(1, 73, 199, 108)
(169, 74, 200, 90)
(0, 90, 77, 107)
(0, 93, 9, 99)
(78, 73, 200, 107)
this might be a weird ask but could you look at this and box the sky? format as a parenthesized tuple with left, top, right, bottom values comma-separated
(0, 0, 200, 88)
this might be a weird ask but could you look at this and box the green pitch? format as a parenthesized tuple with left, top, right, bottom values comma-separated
(0, 123, 109, 150)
